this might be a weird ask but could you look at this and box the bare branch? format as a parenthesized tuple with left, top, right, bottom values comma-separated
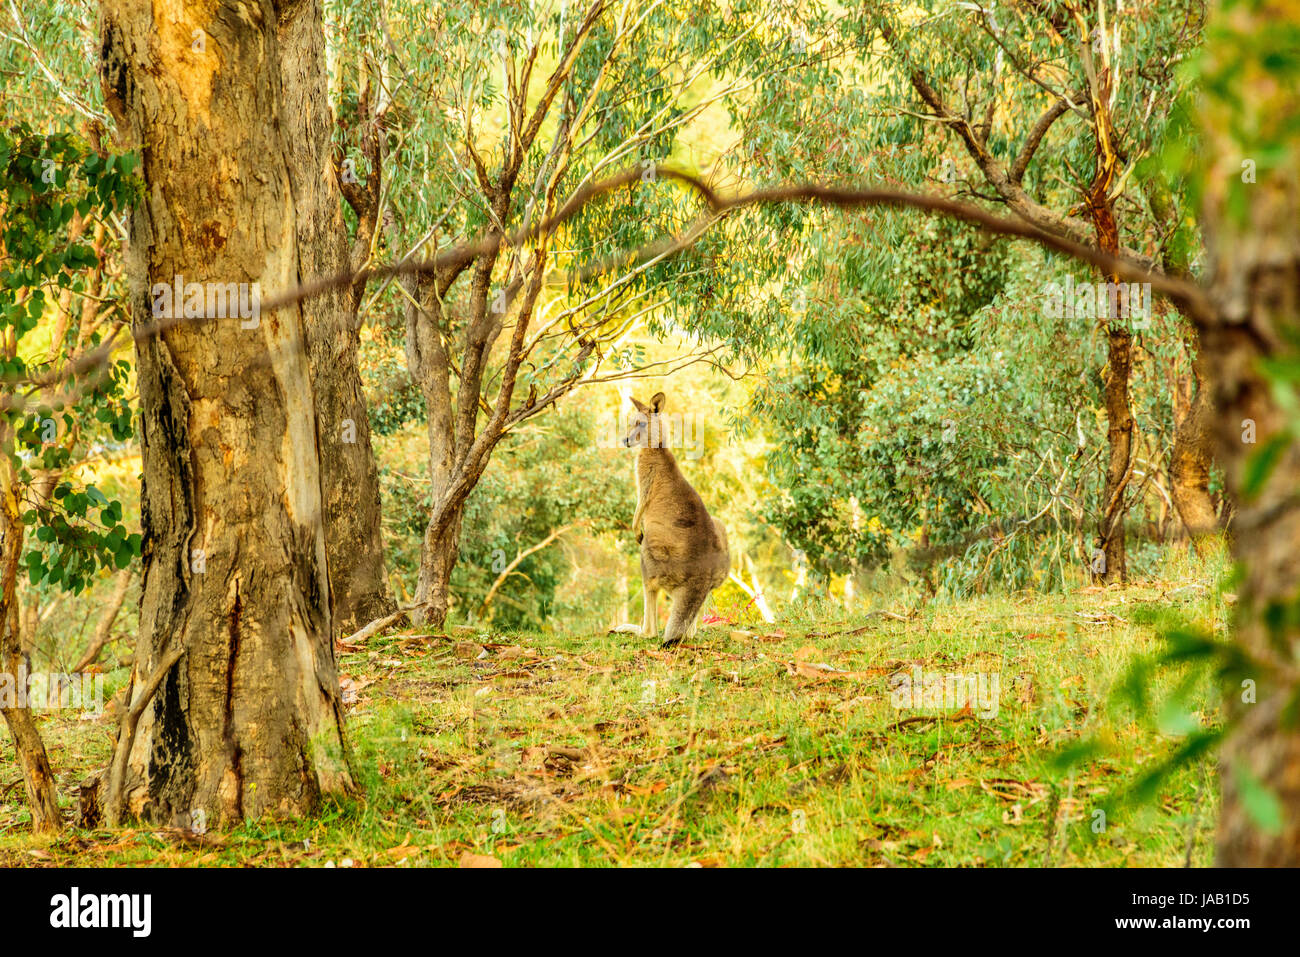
(1011, 95, 1074, 182)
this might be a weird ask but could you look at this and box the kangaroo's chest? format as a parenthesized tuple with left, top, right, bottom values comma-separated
(635, 456, 668, 507)
(635, 457, 658, 516)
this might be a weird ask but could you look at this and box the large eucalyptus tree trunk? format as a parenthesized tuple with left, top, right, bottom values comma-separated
(1199, 0, 1300, 865)
(100, 0, 353, 824)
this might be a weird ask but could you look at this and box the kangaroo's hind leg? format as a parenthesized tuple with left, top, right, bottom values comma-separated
(661, 584, 710, 648)
(640, 578, 660, 639)
(608, 574, 660, 634)
(610, 580, 658, 636)
(611, 558, 660, 637)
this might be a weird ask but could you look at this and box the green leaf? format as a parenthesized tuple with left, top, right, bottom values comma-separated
(1233, 764, 1285, 836)
(1242, 433, 1289, 499)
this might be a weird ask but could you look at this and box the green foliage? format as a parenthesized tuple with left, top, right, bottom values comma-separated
(380, 405, 628, 628)
(721, 1, 1209, 592)
(0, 124, 141, 594)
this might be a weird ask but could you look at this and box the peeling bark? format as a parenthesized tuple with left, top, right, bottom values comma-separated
(277, 0, 391, 634)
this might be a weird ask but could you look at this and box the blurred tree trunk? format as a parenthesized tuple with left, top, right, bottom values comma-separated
(1096, 328, 1133, 582)
(1198, 0, 1300, 866)
(100, 0, 353, 825)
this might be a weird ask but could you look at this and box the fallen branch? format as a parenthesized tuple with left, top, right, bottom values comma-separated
(339, 606, 415, 647)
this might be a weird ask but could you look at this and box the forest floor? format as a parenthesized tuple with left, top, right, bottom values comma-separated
(1, 577, 1229, 867)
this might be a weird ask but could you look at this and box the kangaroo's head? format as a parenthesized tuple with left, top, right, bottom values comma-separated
(622, 392, 666, 448)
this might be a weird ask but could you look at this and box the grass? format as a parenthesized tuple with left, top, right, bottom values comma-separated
(0, 576, 1230, 867)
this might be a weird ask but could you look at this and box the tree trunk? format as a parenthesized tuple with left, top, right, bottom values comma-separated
(1146, 175, 1220, 548)
(1169, 345, 1219, 547)
(1081, 31, 1134, 586)
(0, 470, 62, 834)
(277, 0, 390, 635)
(1209, 311, 1300, 864)
(1096, 328, 1133, 582)
(404, 273, 466, 630)
(100, 0, 353, 825)
(414, 502, 465, 629)
(1198, 0, 1300, 865)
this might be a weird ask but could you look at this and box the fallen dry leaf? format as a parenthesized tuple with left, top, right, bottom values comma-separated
(458, 852, 502, 868)
(623, 780, 668, 796)
(338, 675, 374, 705)
(787, 647, 880, 682)
(378, 836, 426, 863)
(833, 694, 876, 713)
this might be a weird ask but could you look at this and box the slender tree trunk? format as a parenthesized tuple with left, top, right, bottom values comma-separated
(277, 0, 390, 634)
(1199, 0, 1300, 865)
(100, 0, 353, 825)
(415, 503, 465, 629)
(611, 564, 630, 630)
(404, 273, 468, 629)
(0, 463, 62, 833)
(72, 569, 132, 674)
(1097, 327, 1133, 581)
(1084, 62, 1132, 584)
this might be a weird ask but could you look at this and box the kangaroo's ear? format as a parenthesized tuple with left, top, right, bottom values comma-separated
(649, 392, 666, 413)
(629, 395, 649, 413)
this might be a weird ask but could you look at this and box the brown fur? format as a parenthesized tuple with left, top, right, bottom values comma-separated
(615, 392, 729, 646)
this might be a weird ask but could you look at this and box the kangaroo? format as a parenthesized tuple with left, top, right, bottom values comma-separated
(611, 392, 730, 647)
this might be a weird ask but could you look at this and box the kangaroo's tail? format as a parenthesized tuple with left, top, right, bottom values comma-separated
(661, 583, 712, 647)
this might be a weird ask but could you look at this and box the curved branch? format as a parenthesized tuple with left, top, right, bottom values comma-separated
(4, 165, 1218, 402)
(1011, 96, 1074, 183)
